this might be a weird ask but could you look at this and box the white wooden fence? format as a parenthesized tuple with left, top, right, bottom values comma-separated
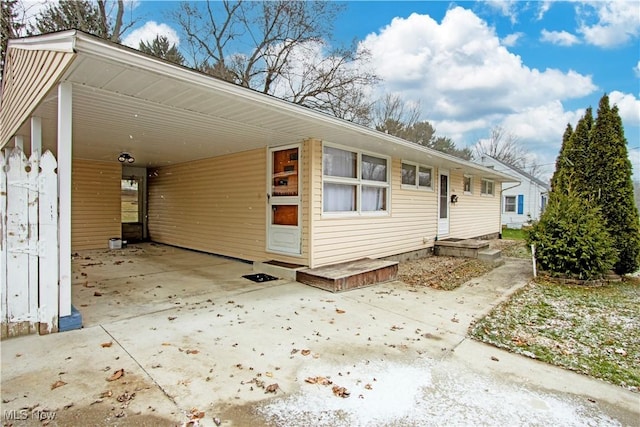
(1, 147, 59, 338)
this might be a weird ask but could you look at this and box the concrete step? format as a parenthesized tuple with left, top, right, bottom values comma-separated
(477, 249, 502, 263)
(297, 258, 399, 292)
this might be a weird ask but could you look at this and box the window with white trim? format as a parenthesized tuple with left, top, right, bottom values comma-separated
(401, 162, 433, 190)
(323, 145, 389, 213)
(481, 178, 494, 196)
(504, 195, 516, 212)
(463, 175, 472, 194)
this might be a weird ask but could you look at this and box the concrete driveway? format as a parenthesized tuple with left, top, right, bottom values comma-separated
(2, 245, 638, 426)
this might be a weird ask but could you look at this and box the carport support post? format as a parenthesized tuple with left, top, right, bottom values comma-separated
(57, 83, 72, 318)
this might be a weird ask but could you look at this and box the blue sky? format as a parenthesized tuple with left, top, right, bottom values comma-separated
(23, 1, 640, 179)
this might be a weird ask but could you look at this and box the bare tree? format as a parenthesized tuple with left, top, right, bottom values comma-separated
(1, 0, 25, 80)
(30, 0, 135, 42)
(474, 126, 542, 177)
(374, 93, 421, 135)
(171, 0, 378, 122)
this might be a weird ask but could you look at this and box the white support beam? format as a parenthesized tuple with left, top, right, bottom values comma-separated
(14, 136, 24, 151)
(57, 83, 72, 317)
(31, 117, 42, 156)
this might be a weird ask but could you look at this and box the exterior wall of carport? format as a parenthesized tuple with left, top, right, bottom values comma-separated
(71, 159, 121, 250)
(308, 140, 502, 268)
(146, 143, 311, 266)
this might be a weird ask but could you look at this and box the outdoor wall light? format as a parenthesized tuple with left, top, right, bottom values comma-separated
(118, 152, 135, 163)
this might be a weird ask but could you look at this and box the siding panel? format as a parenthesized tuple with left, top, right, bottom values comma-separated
(148, 146, 310, 265)
(311, 149, 438, 267)
(72, 159, 121, 250)
(448, 169, 501, 238)
(1, 48, 75, 146)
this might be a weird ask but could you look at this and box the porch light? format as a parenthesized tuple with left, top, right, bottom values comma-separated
(118, 152, 135, 163)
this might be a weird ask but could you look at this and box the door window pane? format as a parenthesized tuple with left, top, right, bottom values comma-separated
(272, 205, 298, 226)
(272, 148, 298, 196)
(121, 179, 140, 223)
(439, 175, 448, 219)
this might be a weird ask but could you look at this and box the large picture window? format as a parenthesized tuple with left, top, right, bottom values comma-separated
(401, 162, 433, 190)
(323, 145, 389, 214)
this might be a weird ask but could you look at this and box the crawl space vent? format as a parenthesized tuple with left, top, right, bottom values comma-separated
(243, 273, 278, 283)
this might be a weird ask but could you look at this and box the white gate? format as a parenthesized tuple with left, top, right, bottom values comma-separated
(0, 147, 59, 338)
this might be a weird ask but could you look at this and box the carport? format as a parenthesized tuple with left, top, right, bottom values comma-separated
(71, 243, 286, 327)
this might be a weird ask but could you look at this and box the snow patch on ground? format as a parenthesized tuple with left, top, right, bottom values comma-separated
(257, 356, 621, 427)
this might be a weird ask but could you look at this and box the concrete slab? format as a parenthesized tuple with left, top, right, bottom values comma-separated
(2, 248, 638, 426)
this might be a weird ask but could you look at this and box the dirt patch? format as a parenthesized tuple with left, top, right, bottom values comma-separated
(490, 239, 530, 259)
(398, 256, 494, 290)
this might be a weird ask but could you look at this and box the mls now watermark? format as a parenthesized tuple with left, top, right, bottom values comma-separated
(4, 409, 57, 422)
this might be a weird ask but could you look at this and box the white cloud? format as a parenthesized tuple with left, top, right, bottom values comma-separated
(577, 1, 640, 48)
(536, 1, 554, 20)
(122, 21, 180, 49)
(361, 8, 596, 122)
(501, 32, 523, 47)
(484, 0, 519, 24)
(609, 91, 640, 126)
(634, 61, 640, 78)
(540, 29, 580, 46)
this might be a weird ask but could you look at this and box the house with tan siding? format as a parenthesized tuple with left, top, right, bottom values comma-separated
(1, 30, 515, 331)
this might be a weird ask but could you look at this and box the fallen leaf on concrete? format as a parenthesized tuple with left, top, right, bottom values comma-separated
(265, 372, 273, 378)
(94, 291, 103, 297)
(168, 316, 177, 321)
(117, 392, 136, 403)
(332, 385, 350, 398)
(305, 376, 332, 385)
(335, 309, 346, 314)
(291, 348, 299, 355)
(265, 383, 279, 394)
(213, 417, 222, 426)
(100, 390, 112, 398)
(301, 349, 311, 356)
(101, 341, 113, 348)
(51, 380, 67, 390)
(451, 317, 459, 323)
(161, 342, 172, 346)
(491, 356, 500, 362)
(106, 368, 124, 382)
(114, 260, 124, 265)
(186, 349, 199, 355)
(364, 383, 373, 390)
(63, 403, 74, 410)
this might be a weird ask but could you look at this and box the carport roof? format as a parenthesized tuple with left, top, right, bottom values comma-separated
(4, 30, 514, 181)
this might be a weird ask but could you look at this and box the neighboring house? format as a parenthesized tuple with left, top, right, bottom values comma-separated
(0, 30, 514, 333)
(480, 156, 549, 229)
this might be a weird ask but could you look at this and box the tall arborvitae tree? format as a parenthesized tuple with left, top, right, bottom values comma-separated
(587, 95, 640, 274)
(550, 123, 573, 196)
(139, 35, 185, 66)
(567, 107, 593, 197)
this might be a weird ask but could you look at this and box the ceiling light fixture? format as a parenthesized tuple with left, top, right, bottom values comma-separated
(118, 152, 135, 163)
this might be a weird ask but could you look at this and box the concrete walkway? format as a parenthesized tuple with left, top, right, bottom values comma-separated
(2, 258, 638, 426)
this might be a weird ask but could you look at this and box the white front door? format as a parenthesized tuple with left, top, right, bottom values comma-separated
(267, 145, 301, 255)
(438, 171, 450, 237)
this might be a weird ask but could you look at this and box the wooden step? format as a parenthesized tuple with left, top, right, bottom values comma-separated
(296, 258, 399, 292)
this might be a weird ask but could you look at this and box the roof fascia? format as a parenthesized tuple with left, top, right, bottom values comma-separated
(8, 29, 77, 53)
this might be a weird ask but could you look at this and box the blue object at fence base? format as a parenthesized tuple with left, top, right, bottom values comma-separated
(59, 305, 83, 332)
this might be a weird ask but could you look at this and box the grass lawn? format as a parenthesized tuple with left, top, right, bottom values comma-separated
(501, 227, 528, 240)
(470, 278, 640, 392)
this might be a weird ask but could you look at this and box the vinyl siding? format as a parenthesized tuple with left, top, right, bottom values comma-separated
(448, 170, 501, 238)
(0, 48, 75, 147)
(72, 159, 121, 250)
(311, 141, 438, 267)
(147, 146, 310, 265)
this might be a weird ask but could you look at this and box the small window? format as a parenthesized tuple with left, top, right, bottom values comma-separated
(401, 163, 416, 185)
(481, 179, 494, 196)
(361, 154, 387, 182)
(463, 175, 472, 194)
(418, 166, 432, 188)
(401, 162, 432, 190)
(504, 196, 516, 212)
